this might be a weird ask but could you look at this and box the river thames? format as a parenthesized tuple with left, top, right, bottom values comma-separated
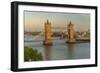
(24, 35, 90, 61)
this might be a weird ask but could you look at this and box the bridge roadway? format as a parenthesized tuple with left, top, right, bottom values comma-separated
(24, 38, 90, 42)
(24, 38, 62, 42)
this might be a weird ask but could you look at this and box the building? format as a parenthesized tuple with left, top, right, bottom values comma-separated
(43, 20, 52, 45)
(66, 21, 76, 43)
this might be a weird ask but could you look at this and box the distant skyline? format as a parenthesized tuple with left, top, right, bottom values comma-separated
(24, 11, 90, 32)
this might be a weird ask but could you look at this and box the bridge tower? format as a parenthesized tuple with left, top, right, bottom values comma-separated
(43, 20, 52, 45)
(66, 21, 76, 43)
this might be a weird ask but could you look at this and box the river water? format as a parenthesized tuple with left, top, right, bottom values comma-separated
(24, 35, 90, 61)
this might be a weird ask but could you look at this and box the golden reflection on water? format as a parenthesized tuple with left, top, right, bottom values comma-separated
(43, 43, 75, 60)
(67, 43, 75, 59)
(44, 45, 52, 60)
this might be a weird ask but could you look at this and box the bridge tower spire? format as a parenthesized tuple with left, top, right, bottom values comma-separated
(66, 21, 76, 43)
(43, 19, 52, 45)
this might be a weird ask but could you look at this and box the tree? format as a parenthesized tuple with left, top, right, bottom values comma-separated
(24, 47, 43, 62)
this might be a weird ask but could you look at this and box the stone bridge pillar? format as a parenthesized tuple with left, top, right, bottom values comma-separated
(43, 20, 52, 45)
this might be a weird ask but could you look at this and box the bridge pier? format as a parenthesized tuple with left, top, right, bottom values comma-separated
(66, 21, 76, 43)
(43, 20, 52, 45)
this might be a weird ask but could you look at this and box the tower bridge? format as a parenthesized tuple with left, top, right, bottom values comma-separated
(25, 19, 89, 45)
(43, 19, 76, 45)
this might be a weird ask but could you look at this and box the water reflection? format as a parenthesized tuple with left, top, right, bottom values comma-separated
(43, 45, 52, 60)
(25, 40, 90, 60)
(67, 44, 75, 59)
(43, 43, 75, 60)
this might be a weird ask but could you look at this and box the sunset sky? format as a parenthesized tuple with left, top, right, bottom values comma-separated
(24, 11, 90, 32)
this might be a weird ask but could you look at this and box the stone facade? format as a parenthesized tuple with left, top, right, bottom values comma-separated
(67, 21, 76, 43)
(43, 20, 52, 45)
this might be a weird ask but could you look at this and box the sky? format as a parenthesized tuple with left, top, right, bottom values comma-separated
(24, 11, 90, 32)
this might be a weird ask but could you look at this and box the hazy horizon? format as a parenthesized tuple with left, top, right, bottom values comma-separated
(24, 11, 90, 32)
